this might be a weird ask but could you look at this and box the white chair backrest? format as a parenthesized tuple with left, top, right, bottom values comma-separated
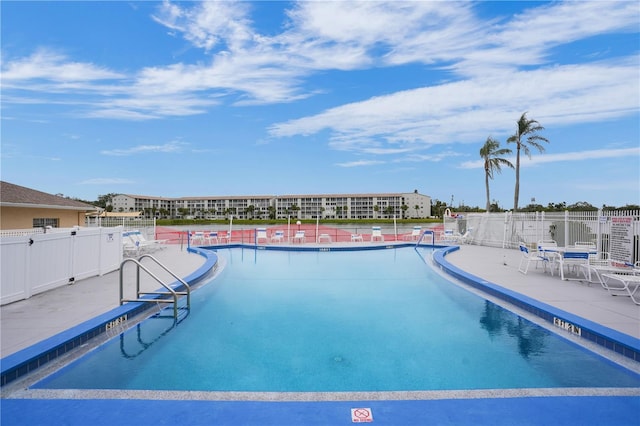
(574, 241, 596, 249)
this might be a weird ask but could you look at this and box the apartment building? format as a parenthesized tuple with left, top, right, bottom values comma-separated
(110, 191, 431, 219)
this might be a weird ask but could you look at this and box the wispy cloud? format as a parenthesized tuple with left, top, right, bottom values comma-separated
(336, 159, 385, 168)
(269, 59, 639, 155)
(1, 0, 638, 126)
(100, 141, 187, 156)
(458, 147, 640, 169)
(1, 49, 123, 83)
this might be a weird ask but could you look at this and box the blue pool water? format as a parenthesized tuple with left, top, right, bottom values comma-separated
(35, 248, 640, 392)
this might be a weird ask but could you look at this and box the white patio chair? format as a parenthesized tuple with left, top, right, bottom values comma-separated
(292, 230, 306, 243)
(191, 231, 205, 245)
(206, 231, 219, 244)
(351, 234, 363, 242)
(371, 226, 384, 242)
(403, 226, 422, 241)
(574, 241, 596, 249)
(256, 228, 269, 244)
(517, 243, 549, 274)
(537, 240, 557, 252)
(318, 233, 332, 243)
(218, 231, 231, 243)
(271, 230, 285, 243)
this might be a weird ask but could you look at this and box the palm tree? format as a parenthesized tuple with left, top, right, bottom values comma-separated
(507, 112, 549, 211)
(480, 137, 513, 212)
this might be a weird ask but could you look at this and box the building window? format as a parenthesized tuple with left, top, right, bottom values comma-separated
(33, 218, 59, 228)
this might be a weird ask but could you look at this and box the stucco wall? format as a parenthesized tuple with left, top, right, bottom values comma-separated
(0, 207, 87, 230)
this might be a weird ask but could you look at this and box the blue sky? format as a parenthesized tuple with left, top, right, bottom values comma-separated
(2, 1, 639, 209)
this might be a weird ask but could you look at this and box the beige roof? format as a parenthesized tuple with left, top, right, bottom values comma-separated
(0, 181, 97, 211)
(88, 211, 143, 218)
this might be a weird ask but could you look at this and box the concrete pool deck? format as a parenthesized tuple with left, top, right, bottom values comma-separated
(1, 242, 639, 425)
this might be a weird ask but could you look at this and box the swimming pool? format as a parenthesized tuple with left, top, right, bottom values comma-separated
(33, 247, 640, 392)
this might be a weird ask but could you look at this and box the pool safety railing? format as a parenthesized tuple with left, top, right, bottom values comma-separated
(416, 229, 435, 246)
(119, 254, 191, 321)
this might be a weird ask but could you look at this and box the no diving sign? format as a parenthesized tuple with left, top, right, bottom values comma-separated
(351, 408, 373, 423)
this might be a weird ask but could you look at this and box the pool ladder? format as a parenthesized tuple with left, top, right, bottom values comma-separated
(119, 254, 191, 321)
(415, 230, 435, 246)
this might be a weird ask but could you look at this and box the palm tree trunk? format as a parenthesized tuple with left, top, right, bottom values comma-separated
(513, 144, 521, 211)
(485, 171, 491, 212)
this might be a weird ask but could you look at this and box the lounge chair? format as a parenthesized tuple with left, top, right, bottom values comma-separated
(122, 232, 140, 256)
(440, 229, 460, 243)
(517, 243, 549, 274)
(371, 226, 384, 242)
(292, 230, 305, 243)
(453, 228, 472, 244)
(271, 230, 285, 243)
(601, 274, 640, 304)
(580, 254, 640, 288)
(256, 228, 269, 244)
(125, 230, 166, 253)
(403, 226, 422, 241)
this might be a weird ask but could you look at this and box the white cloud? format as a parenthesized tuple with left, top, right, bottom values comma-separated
(336, 160, 385, 168)
(152, 0, 253, 52)
(1, 1, 638, 123)
(100, 141, 187, 156)
(269, 59, 639, 154)
(1, 49, 123, 83)
(458, 147, 640, 169)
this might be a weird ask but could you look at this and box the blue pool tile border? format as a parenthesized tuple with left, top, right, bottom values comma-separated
(433, 246, 640, 363)
(1, 249, 218, 387)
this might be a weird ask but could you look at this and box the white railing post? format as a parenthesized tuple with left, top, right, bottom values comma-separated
(564, 210, 570, 246)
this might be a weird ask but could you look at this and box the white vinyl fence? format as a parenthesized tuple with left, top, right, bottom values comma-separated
(448, 210, 640, 264)
(1, 227, 123, 306)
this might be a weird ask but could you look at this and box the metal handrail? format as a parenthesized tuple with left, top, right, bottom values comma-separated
(119, 255, 191, 320)
(416, 230, 435, 246)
